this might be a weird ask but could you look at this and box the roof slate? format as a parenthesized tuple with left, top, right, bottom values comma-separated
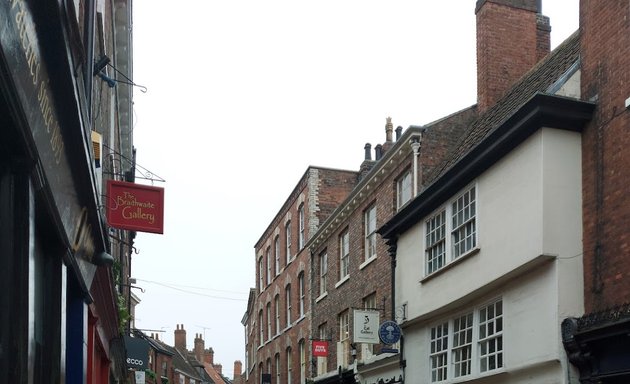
(427, 30, 581, 184)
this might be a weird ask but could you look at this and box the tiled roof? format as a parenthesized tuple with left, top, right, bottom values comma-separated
(378, 31, 595, 239)
(427, 31, 581, 184)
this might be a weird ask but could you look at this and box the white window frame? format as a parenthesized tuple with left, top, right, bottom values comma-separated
(286, 347, 292, 384)
(317, 324, 328, 375)
(267, 302, 272, 341)
(275, 353, 281, 384)
(258, 257, 264, 291)
(397, 169, 412, 209)
(364, 205, 377, 262)
(298, 273, 305, 317)
(266, 247, 272, 285)
(362, 294, 377, 359)
(338, 310, 350, 368)
(274, 294, 280, 336)
(339, 230, 349, 280)
(275, 236, 281, 275)
(259, 310, 264, 346)
(424, 185, 477, 276)
(428, 299, 503, 382)
(319, 252, 328, 296)
(298, 204, 305, 250)
(285, 221, 292, 264)
(286, 284, 292, 326)
(299, 339, 306, 384)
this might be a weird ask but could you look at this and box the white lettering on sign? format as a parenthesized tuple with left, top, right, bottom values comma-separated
(127, 357, 144, 366)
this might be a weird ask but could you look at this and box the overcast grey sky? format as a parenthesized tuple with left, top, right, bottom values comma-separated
(130, 1, 579, 376)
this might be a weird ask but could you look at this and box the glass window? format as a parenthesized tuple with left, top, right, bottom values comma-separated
(298, 273, 305, 317)
(275, 236, 281, 275)
(364, 205, 377, 261)
(317, 324, 328, 375)
(286, 284, 292, 326)
(479, 300, 503, 372)
(428, 299, 503, 382)
(286, 347, 292, 384)
(452, 186, 477, 258)
(397, 170, 412, 209)
(274, 295, 280, 335)
(426, 210, 446, 274)
(259, 310, 264, 346)
(285, 221, 292, 264)
(430, 322, 448, 383)
(452, 313, 473, 377)
(259, 257, 264, 291)
(339, 230, 349, 279)
(424, 185, 477, 276)
(298, 204, 305, 250)
(267, 302, 272, 341)
(319, 252, 328, 296)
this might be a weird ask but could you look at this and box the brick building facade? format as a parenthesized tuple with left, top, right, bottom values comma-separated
(561, 1, 630, 382)
(244, 167, 358, 384)
(309, 115, 475, 384)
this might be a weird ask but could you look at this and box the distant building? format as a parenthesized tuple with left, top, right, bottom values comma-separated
(244, 166, 358, 383)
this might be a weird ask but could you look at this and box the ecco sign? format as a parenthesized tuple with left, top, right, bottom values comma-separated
(127, 358, 144, 367)
(123, 336, 150, 369)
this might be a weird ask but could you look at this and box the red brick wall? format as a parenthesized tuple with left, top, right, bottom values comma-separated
(247, 167, 357, 384)
(580, 0, 630, 312)
(476, 0, 548, 112)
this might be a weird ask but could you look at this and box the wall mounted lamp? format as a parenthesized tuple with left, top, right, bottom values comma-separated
(93, 251, 114, 266)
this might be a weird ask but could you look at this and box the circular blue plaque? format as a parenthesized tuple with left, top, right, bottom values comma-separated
(378, 320, 402, 345)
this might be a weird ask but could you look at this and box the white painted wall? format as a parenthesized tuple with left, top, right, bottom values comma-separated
(395, 128, 584, 383)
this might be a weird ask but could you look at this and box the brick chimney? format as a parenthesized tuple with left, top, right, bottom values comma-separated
(194, 333, 204, 362)
(214, 363, 223, 375)
(475, 0, 551, 112)
(234, 360, 242, 379)
(204, 347, 215, 365)
(174, 324, 186, 351)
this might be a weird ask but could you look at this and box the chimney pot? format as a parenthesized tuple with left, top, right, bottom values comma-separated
(375, 144, 383, 160)
(364, 143, 372, 161)
(385, 117, 393, 142)
(395, 126, 403, 141)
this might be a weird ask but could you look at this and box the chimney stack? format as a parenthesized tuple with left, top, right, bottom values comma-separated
(234, 360, 243, 379)
(475, 0, 550, 112)
(174, 324, 187, 351)
(204, 347, 215, 365)
(194, 333, 204, 363)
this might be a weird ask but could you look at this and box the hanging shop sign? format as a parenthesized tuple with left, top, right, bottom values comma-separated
(312, 340, 329, 357)
(378, 321, 402, 345)
(353, 310, 380, 344)
(124, 336, 150, 369)
(107, 180, 164, 234)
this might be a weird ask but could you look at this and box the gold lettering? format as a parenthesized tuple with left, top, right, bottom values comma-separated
(71, 207, 95, 259)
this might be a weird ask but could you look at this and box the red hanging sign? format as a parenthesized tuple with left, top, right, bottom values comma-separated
(106, 180, 165, 234)
(313, 341, 328, 357)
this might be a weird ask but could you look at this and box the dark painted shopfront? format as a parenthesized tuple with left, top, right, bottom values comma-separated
(1, 0, 127, 382)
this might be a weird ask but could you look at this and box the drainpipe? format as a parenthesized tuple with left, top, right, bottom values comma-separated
(410, 133, 423, 197)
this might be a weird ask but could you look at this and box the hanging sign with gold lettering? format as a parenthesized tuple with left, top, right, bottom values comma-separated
(106, 180, 165, 234)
